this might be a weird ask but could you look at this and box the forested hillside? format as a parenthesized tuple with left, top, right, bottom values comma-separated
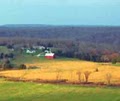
(0, 25, 120, 44)
(0, 24, 120, 62)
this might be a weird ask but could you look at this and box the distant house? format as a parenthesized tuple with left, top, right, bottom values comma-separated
(26, 49, 36, 54)
(45, 52, 55, 59)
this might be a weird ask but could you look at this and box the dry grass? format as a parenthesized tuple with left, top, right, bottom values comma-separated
(0, 60, 120, 84)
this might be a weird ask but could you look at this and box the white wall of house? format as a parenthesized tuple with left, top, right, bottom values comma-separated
(26, 49, 36, 54)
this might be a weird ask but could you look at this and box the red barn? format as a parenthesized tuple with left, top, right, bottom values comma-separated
(45, 53, 55, 59)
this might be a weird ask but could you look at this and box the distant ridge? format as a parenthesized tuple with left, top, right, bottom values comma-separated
(1, 24, 120, 28)
(1, 24, 54, 28)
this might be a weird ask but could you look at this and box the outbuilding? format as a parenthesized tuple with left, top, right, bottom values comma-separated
(45, 52, 55, 59)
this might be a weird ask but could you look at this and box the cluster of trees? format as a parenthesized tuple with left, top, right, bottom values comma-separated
(0, 58, 27, 70)
(55, 49, 120, 62)
(0, 53, 14, 59)
(0, 59, 14, 70)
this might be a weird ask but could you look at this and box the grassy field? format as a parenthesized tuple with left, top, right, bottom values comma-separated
(0, 46, 12, 54)
(0, 48, 120, 101)
(12, 54, 78, 64)
(2, 47, 117, 84)
(0, 78, 120, 101)
(1, 57, 120, 84)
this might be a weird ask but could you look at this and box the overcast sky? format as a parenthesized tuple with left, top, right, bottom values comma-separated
(0, 0, 120, 25)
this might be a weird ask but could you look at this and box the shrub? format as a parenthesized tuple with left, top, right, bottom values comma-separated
(0, 64, 3, 70)
(95, 68, 99, 72)
(2, 59, 14, 70)
(28, 66, 39, 69)
(112, 59, 117, 64)
(18, 64, 27, 69)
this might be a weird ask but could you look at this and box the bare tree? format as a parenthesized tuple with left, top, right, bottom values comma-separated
(105, 73, 112, 85)
(70, 70, 73, 81)
(56, 69, 62, 81)
(84, 71, 91, 83)
(76, 71, 81, 83)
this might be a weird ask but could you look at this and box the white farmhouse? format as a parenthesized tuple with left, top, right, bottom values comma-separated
(26, 49, 36, 54)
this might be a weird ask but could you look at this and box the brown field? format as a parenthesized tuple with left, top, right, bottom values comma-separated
(0, 60, 120, 84)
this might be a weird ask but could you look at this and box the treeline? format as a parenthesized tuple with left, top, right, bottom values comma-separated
(0, 37, 119, 62)
(56, 50, 120, 62)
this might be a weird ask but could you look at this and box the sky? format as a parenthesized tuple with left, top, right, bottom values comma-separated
(0, 0, 120, 25)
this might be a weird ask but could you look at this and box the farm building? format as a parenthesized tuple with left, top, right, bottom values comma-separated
(26, 49, 36, 54)
(45, 52, 55, 59)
